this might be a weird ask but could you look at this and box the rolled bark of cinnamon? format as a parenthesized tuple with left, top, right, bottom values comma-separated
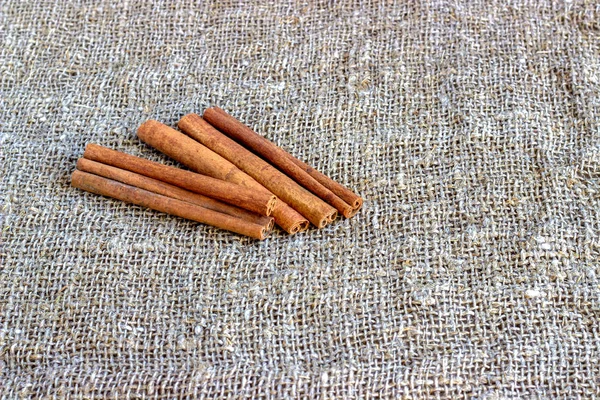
(203, 107, 356, 218)
(269, 202, 309, 233)
(138, 120, 309, 234)
(178, 114, 337, 228)
(71, 170, 269, 240)
(83, 144, 276, 217)
(77, 158, 273, 229)
(137, 120, 246, 182)
(288, 156, 363, 213)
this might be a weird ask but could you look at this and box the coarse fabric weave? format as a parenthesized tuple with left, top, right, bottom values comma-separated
(1, 0, 600, 398)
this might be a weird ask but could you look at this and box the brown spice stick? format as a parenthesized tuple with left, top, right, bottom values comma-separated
(77, 158, 273, 229)
(137, 120, 245, 182)
(209, 107, 362, 213)
(204, 107, 356, 218)
(71, 170, 269, 240)
(288, 156, 363, 213)
(83, 144, 276, 217)
(269, 202, 309, 233)
(138, 120, 309, 234)
(178, 114, 337, 228)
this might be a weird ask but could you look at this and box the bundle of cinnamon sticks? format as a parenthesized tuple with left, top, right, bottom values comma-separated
(72, 107, 362, 239)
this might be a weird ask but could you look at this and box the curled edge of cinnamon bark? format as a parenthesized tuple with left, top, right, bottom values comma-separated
(272, 202, 309, 233)
(71, 170, 270, 240)
(178, 114, 337, 228)
(204, 106, 357, 218)
(139, 119, 308, 234)
(83, 144, 277, 217)
(76, 158, 273, 229)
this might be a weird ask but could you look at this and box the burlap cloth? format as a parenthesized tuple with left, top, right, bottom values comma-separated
(1, 1, 599, 398)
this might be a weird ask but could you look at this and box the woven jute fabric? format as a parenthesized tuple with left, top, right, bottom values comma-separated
(2, 1, 599, 398)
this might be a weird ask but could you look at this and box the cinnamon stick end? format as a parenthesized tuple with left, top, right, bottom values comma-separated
(342, 198, 362, 217)
(137, 119, 162, 139)
(71, 169, 96, 194)
(204, 106, 225, 117)
(327, 210, 338, 225)
(345, 207, 360, 218)
(315, 210, 338, 229)
(260, 222, 276, 240)
(266, 218, 275, 232)
(352, 197, 363, 211)
(177, 113, 201, 128)
(71, 169, 82, 187)
(83, 143, 102, 160)
(290, 220, 310, 234)
(340, 204, 357, 218)
(266, 196, 277, 216)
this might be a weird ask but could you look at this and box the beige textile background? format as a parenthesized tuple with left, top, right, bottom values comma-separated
(1, 1, 599, 398)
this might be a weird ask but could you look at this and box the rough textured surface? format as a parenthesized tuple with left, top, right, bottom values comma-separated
(1, 1, 600, 398)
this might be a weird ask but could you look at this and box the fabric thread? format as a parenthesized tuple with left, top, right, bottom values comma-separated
(1, 1, 599, 398)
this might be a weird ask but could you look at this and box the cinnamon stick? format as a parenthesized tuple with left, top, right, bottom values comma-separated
(204, 107, 356, 218)
(208, 107, 362, 213)
(288, 156, 363, 213)
(83, 144, 276, 217)
(269, 202, 309, 233)
(77, 158, 273, 229)
(137, 120, 246, 182)
(178, 114, 337, 228)
(138, 120, 309, 234)
(71, 170, 269, 240)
